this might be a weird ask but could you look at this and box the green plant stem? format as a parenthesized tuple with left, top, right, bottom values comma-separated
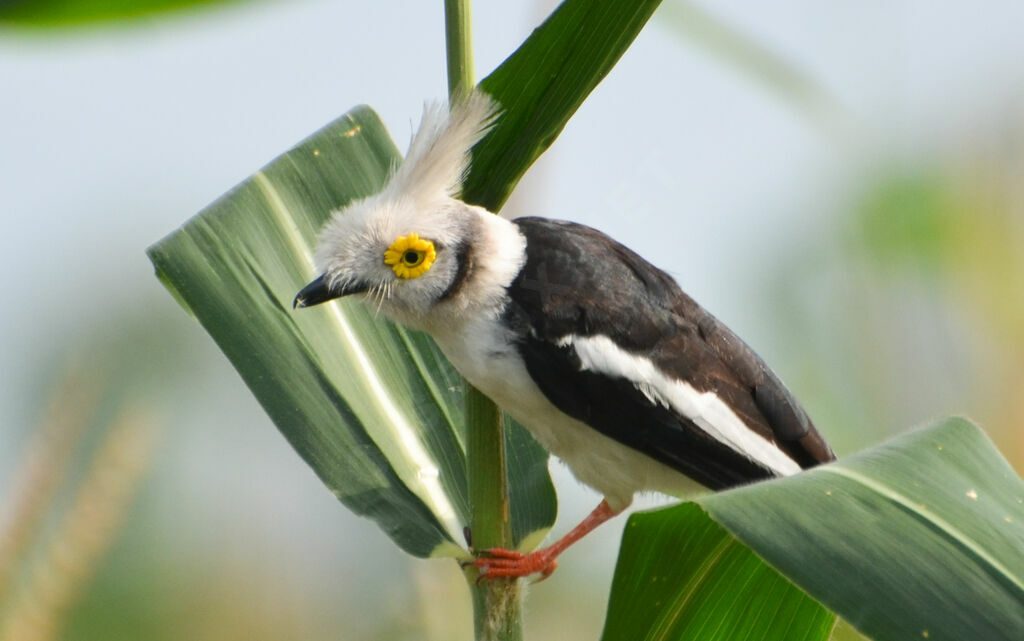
(464, 387, 522, 641)
(445, 1, 522, 639)
(464, 387, 512, 550)
(444, 0, 475, 96)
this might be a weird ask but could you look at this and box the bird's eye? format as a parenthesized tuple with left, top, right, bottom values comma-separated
(384, 232, 437, 279)
(402, 250, 424, 267)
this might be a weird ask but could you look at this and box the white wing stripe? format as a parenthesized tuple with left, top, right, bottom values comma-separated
(564, 334, 802, 476)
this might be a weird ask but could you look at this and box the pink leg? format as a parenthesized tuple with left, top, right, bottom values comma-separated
(474, 499, 621, 581)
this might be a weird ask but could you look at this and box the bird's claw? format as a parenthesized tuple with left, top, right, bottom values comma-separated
(472, 547, 558, 583)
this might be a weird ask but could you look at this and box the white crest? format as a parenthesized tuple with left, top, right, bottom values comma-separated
(311, 90, 517, 329)
(383, 90, 499, 204)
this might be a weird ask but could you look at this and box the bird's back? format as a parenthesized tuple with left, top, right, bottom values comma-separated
(503, 217, 834, 492)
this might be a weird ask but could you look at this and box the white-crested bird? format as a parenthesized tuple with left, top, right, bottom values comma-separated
(294, 91, 835, 580)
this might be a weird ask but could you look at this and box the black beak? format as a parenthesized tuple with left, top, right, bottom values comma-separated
(293, 274, 367, 309)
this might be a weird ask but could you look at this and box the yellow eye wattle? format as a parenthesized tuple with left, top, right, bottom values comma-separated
(384, 233, 437, 279)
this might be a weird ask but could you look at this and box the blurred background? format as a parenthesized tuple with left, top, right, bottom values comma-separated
(1, 1, 1023, 639)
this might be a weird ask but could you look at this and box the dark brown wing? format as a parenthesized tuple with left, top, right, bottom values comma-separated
(504, 217, 834, 490)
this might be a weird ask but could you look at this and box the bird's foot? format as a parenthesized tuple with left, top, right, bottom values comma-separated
(463, 500, 621, 583)
(472, 547, 559, 582)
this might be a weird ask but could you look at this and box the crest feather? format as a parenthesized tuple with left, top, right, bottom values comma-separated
(385, 90, 499, 203)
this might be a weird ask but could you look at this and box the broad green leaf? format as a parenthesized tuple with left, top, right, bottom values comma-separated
(0, 0, 246, 25)
(147, 107, 555, 558)
(700, 417, 1024, 641)
(603, 503, 835, 641)
(466, 0, 663, 211)
(613, 417, 1024, 641)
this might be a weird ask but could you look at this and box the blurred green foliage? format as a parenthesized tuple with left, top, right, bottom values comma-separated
(853, 171, 959, 270)
(0, 0, 249, 25)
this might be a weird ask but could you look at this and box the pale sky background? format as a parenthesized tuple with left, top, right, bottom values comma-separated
(2, 1, 1024, 638)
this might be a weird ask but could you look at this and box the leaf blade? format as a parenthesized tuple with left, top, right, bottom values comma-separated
(700, 417, 1024, 641)
(466, 0, 664, 211)
(150, 107, 467, 557)
(602, 503, 835, 641)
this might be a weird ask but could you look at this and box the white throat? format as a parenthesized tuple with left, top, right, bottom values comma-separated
(406, 207, 527, 336)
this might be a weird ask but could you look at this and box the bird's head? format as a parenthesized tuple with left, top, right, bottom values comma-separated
(294, 91, 505, 329)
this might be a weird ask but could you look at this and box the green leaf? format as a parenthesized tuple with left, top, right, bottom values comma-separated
(0, 0, 246, 26)
(147, 106, 555, 558)
(466, 0, 664, 211)
(606, 417, 1024, 640)
(700, 417, 1024, 641)
(603, 503, 835, 641)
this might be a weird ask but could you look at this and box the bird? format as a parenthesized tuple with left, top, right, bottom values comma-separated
(294, 90, 836, 581)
